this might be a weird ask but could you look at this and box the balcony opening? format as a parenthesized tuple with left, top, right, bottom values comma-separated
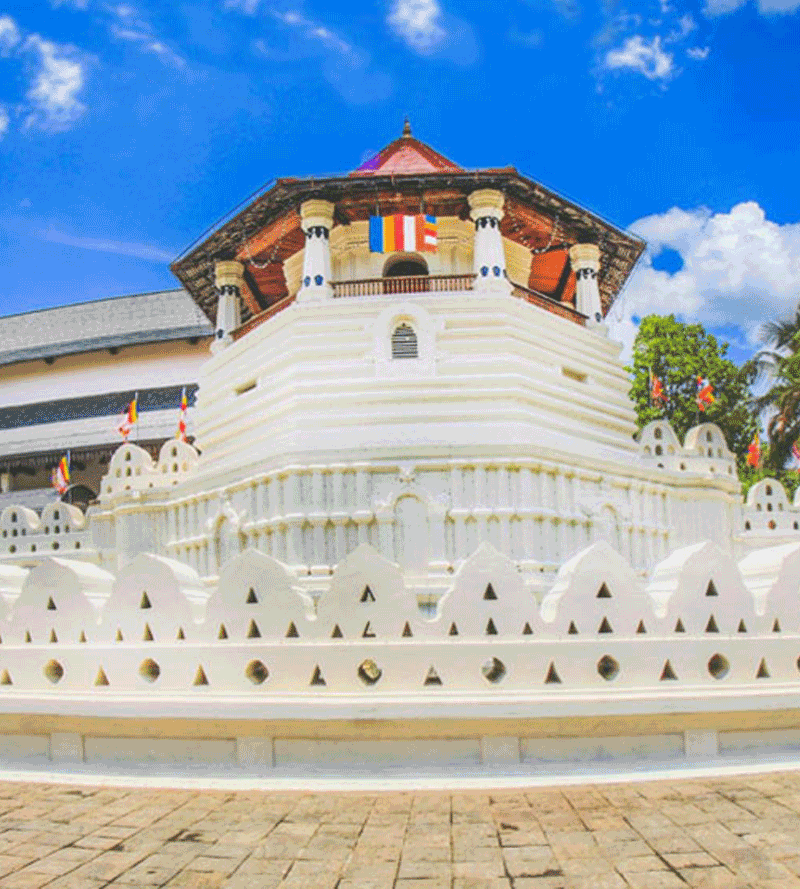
(383, 253, 429, 294)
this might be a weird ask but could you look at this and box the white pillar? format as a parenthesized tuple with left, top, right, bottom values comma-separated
(298, 199, 334, 302)
(468, 189, 512, 294)
(212, 260, 244, 354)
(568, 244, 604, 327)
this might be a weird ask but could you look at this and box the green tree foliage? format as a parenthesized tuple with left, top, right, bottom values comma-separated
(628, 315, 758, 478)
(753, 314, 800, 474)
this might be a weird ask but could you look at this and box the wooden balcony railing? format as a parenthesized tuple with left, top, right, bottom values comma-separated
(332, 273, 475, 298)
(511, 283, 587, 326)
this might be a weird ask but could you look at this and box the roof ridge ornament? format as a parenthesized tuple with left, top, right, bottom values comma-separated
(402, 116, 412, 137)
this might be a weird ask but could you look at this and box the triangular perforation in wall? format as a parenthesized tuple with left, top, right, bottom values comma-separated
(483, 583, 497, 601)
(94, 667, 109, 687)
(310, 665, 326, 686)
(24, 631, 31, 644)
(247, 619, 261, 639)
(448, 623, 458, 636)
(636, 620, 647, 634)
(402, 622, 413, 637)
(143, 624, 154, 642)
(706, 580, 719, 597)
(79, 631, 87, 643)
(140, 591, 152, 609)
(331, 624, 343, 638)
(49, 629, 57, 643)
(46, 597, 56, 611)
(756, 658, 770, 679)
(597, 583, 612, 599)
(176, 627, 185, 640)
(598, 617, 613, 634)
(246, 587, 258, 604)
(705, 614, 719, 633)
(544, 662, 561, 684)
(115, 629, 123, 642)
(360, 585, 376, 603)
(737, 619, 747, 634)
(0, 670, 11, 686)
(424, 666, 443, 686)
(286, 622, 299, 638)
(660, 660, 678, 681)
(218, 624, 228, 640)
(674, 618, 685, 633)
(486, 618, 498, 636)
(773, 618, 781, 633)
(362, 622, 376, 638)
(193, 665, 209, 686)
(568, 622, 579, 635)
(522, 622, 533, 635)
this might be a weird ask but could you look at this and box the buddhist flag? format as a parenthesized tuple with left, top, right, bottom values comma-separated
(696, 376, 715, 412)
(792, 442, 800, 472)
(51, 452, 70, 495)
(117, 393, 138, 439)
(650, 372, 666, 404)
(369, 215, 437, 253)
(176, 387, 188, 442)
(746, 433, 762, 468)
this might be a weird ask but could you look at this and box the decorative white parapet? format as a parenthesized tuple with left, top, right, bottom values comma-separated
(211, 260, 244, 353)
(569, 243, 603, 325)
(468, 189, 512, 294)
(0, 539, 799, 771)
(297, 199, 335, 302)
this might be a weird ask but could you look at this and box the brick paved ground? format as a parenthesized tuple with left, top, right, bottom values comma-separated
(0, 772, 798, 887)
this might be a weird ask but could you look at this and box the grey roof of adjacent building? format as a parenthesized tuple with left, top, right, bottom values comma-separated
(0, 289, 214, 367)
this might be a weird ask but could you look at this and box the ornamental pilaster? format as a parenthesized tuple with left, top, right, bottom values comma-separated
(298, 199, 335, 302)
(568, 243, 604, 326)
(468, 189, 512, 294)
(212, 260, 244, 354)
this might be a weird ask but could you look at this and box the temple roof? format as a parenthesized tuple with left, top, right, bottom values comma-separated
(0, 290, 213, 368)
(171, 129, 645, 325)
(351, 121, 462, 177)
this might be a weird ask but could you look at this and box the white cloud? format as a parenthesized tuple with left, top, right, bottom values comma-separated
(22, 35, 87, 132)
(705, 0, 800, 13)
(387, 0, 446, 53)
(605, 35, 674, 80)
(108, 5, 185, 67)
(608, 202, 800, 358)
(38, 228, 175, 262)
(0, 106, 9, 139)
(687, 45, 710, 59)
(271, 10, 354, 56)
(224, 0, 261, 12)
(667, 13, 696, 41)
(0, 14, 21, 55)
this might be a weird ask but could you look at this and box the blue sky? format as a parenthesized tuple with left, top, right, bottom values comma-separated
(1, 0, 799, 363)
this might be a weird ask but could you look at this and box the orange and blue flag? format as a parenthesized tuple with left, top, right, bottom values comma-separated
(369, 215, 437, 253)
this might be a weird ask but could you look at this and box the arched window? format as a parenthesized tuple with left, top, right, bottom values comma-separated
(392, 323, 418, 359)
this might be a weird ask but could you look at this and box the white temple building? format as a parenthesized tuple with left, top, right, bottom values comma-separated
(1, 126, 800, 777)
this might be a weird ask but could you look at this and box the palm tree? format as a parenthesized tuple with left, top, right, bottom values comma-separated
(752, 305, 800, 471)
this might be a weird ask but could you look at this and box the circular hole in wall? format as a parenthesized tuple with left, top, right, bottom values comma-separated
(358, 659, 382, 686)
(481, 657, 506, 684)
(708, 654, 729, 679)
(245, 660, 268, 685)
(597, 655, 619, 681)
(44, 660, 64, 684)
(139, 659, 160, 683)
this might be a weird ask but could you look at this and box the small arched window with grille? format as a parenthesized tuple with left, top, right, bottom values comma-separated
(391, 323, 418, 359)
